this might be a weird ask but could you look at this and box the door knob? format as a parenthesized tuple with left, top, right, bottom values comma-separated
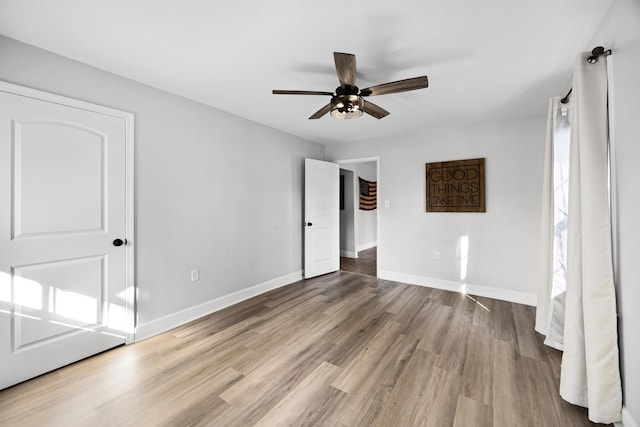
(113, 238, 126, 247)
(306, 222, 313, 226)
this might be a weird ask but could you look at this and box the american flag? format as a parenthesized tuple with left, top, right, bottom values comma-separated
(359, 177, 377, 210)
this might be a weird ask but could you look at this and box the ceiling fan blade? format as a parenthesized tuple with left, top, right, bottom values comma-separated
(273, 90, 334, 96)
(309, 103, 333, 120)
(360, 76, 429, 96)
(362, 100, 390, 119)
(334, 52, 357, 86)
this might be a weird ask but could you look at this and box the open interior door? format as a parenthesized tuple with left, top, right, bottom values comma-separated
(304, 158, 339, 278)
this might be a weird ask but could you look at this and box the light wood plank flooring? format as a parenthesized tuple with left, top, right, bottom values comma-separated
(340, 246, 376, 277)
(0, 272, 609, 426)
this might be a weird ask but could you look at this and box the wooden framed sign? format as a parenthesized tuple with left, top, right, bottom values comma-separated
(425, 158, 485, 212)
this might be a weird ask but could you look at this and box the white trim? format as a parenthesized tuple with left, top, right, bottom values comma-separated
(335, 156, 380, 164)
(617, 406, 639, 427)
(357, 241, 377, 252)
(340, 250, 357, 258)
(0, 80, 133, 119)
(124, 114, 135, 344)
(134, 271, 303, 342)
(0, 80, 137, 344)
(378, 270, 537, 306)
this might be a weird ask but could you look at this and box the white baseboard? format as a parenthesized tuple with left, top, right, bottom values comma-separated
(357, 241, 377, 252)
(618, 406, 639, 427)
(340, 250, 357, 258)
(378, 270, 537, 306)
(134, 270, 303, 342)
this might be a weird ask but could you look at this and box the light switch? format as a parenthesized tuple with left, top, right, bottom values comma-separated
(384, 200, 390, 208)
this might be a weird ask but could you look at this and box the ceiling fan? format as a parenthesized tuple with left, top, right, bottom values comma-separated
(273, 52, 429, 120)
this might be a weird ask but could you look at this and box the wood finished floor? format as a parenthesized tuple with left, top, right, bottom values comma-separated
(340, 246, 376, 277)
(0, 272, 608, 427)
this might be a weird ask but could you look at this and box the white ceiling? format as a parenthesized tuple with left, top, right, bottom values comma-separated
(0, 0, 614, 145)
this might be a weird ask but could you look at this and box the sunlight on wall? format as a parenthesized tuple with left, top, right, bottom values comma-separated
(107, 303, 130, 333)
(54, 288, 98, 324)
(14, 276, 43, 310)
(115, 286, 135, 303)
(13, 312, 41, 320)
(459, 235, 469, 281)
(0, 271, 129, 333)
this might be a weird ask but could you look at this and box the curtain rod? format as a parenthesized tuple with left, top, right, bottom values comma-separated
(560, 46, 611, 104)
(561, 88, 572, 104)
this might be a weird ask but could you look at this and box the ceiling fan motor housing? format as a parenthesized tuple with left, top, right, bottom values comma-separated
(336, 85, 359, 96)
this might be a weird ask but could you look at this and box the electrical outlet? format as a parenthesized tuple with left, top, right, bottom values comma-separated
(434, 251, 441, 261)
(190, 268, 199, 282)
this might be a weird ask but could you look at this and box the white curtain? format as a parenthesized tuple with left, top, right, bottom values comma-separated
(535, 97, 570, 351)
(537, 52, 622, 424)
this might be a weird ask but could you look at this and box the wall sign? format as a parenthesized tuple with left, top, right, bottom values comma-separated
(425, 158, 485, 212)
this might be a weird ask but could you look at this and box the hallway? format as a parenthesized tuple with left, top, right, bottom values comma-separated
(340, 246, 376, 277)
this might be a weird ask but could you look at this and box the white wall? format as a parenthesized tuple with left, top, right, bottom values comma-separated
(0, 36, 324, 333)
(356, 162, 377, 250)
(590, 1, 640, 425)
(339, 168, 356, 256)
(327, 117, 545, 304)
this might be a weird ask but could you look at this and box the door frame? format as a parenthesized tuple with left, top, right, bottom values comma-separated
(335, 156, 380, 277)
(0, 80, 136, 344)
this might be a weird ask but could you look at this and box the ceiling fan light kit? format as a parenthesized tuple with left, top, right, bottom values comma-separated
(330, 94, 363, 119)
(273, 52, 429, 120)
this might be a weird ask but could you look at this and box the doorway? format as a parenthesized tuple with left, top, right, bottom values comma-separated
(337, 157, 379, 277)
(340, 246, 377, 276)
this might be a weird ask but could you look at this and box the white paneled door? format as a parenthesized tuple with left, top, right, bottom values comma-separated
(304, 158, 339, 279)
(0, 82, 134, 390)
